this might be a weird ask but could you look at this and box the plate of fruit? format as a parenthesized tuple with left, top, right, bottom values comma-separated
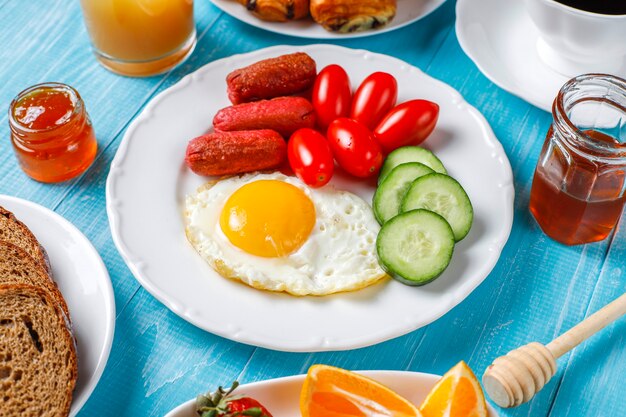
(165, 363, 499, 417)
(106, 44, 514, 352)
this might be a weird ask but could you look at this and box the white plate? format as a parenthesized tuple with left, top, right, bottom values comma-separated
(164, 370, 500, 417)
(0, 195, 115, 416)
(455, 0, 626, 112)
(209, 0, 445, 39)
(107, 44, 514, 352)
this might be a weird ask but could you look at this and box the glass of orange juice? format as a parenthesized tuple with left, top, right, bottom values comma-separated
(79, 0, 196, 77)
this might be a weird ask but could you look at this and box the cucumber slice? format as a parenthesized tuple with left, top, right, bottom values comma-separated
(379, 146, 447, 184)
(376, 209, 455, 286)
(401, 173, 473, 241)
(373, 162, 434, 225)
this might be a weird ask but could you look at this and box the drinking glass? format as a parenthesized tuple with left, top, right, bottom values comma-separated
(79, 0, 196, 77)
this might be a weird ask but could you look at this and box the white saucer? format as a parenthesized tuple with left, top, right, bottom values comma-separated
(455, 0, 626, 112)
(0, 195, 116, 416)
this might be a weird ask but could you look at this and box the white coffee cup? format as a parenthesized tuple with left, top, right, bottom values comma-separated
(525, 0, 626, 75)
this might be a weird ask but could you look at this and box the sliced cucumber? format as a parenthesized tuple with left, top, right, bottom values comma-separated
(379, 146, 447, 184)
(373, 162, 434, 225)
(376, 209, 455, 286)
(401, 173, 473, 242)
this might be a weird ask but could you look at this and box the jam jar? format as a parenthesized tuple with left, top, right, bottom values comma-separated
(9, 83, 97, 183)
(529, 74, 626, 245)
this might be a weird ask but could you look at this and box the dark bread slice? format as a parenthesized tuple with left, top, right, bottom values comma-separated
(0, 206, 51, 273)
(0, 284, 77, 417)
(0, 241, 70, 320)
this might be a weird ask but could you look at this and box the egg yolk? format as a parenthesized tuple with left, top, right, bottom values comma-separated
(219, 180, 316, 258)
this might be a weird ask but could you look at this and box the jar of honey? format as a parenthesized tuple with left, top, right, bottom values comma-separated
(8, 83, 98, 183)
(529, 74, 626, 245)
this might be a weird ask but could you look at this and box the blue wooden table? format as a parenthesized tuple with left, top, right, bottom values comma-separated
(1, 1, 625, 416)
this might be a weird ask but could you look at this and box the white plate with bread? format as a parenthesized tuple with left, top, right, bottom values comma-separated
(209, 0, 446, 39)
(0, 195, 115, 417)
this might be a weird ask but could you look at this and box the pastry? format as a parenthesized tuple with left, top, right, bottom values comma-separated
(236, 0, 310, 22)
(310, 0, 397, 33)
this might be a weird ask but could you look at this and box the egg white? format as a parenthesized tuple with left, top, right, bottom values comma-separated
(184, 172, 388, 296)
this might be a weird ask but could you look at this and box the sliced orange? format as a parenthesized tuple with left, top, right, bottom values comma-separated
(419, 361, 488, 417)
(300, 364, 423, 417)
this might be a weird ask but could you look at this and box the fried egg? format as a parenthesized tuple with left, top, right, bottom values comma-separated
(184, 172, 388, 295)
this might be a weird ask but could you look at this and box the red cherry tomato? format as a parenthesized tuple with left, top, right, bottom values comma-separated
(374, 99, 440, 154)
(288, 128, 334, 188)
(312, 65, 352, 130)
(351, 72, 398, 130)
(326, 118, 383, 178)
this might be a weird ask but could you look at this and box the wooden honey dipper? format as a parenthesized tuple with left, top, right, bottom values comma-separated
(482, 292, 626, 408)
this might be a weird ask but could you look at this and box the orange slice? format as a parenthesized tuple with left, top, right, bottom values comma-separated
(300, 364, 423, 417)
(419, 361, 488, 417)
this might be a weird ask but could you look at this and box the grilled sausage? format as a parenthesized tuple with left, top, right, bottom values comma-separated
(213, 97, 316, 138)
(226, 53, 317, 104)
(185, 130, 286, 176)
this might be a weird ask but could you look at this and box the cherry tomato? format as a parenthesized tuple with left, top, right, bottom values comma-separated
(351, 72, 398, 130)
(288, 128, 334, 188)
(312, 65, 352, 130)
(374, 100, 439, 153)
(326, 118, 383, 178)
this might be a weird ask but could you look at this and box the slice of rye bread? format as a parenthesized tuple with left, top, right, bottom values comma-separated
(0, 242, 70, 320)
(0, 284, 77, 417)
(0, 206, 50, 273)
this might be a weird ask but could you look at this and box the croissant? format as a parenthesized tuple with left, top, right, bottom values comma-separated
(236, 0, 310, 22)
(310, 0, 397, 33)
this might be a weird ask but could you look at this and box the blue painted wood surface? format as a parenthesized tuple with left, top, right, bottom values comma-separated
(1, 0, 625, 416)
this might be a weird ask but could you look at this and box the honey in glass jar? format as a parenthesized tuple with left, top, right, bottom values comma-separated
(529, 74, 626, 245)
(8, 83, 98, 183)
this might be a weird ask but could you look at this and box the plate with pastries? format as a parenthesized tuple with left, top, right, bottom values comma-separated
(106, 44, 514, 352)
(209, 0, 446, 38)
(0, 195, 115, 417)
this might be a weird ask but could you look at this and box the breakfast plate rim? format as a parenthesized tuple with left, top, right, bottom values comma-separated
(0, 194, 116, 417)
(207, 0, 446, 39)
(163, 370, 500, 416)
(106, 43, 515, 352)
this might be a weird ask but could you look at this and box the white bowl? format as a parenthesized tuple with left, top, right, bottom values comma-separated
(164, 371, 499, 417)
(525, 0, 626, 74)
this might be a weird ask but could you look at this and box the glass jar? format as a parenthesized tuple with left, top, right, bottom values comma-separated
(79, 0, 196, 77)
(529, 74, 626, 245)
(9, 83, 98, 183)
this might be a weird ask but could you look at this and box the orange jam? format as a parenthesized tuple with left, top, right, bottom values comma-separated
(9, 83, 97, 183)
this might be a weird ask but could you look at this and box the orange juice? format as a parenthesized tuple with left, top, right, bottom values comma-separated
(80, 0, 195, 76)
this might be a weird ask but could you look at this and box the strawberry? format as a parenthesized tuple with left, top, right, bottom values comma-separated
(195, 381, 274, 417)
